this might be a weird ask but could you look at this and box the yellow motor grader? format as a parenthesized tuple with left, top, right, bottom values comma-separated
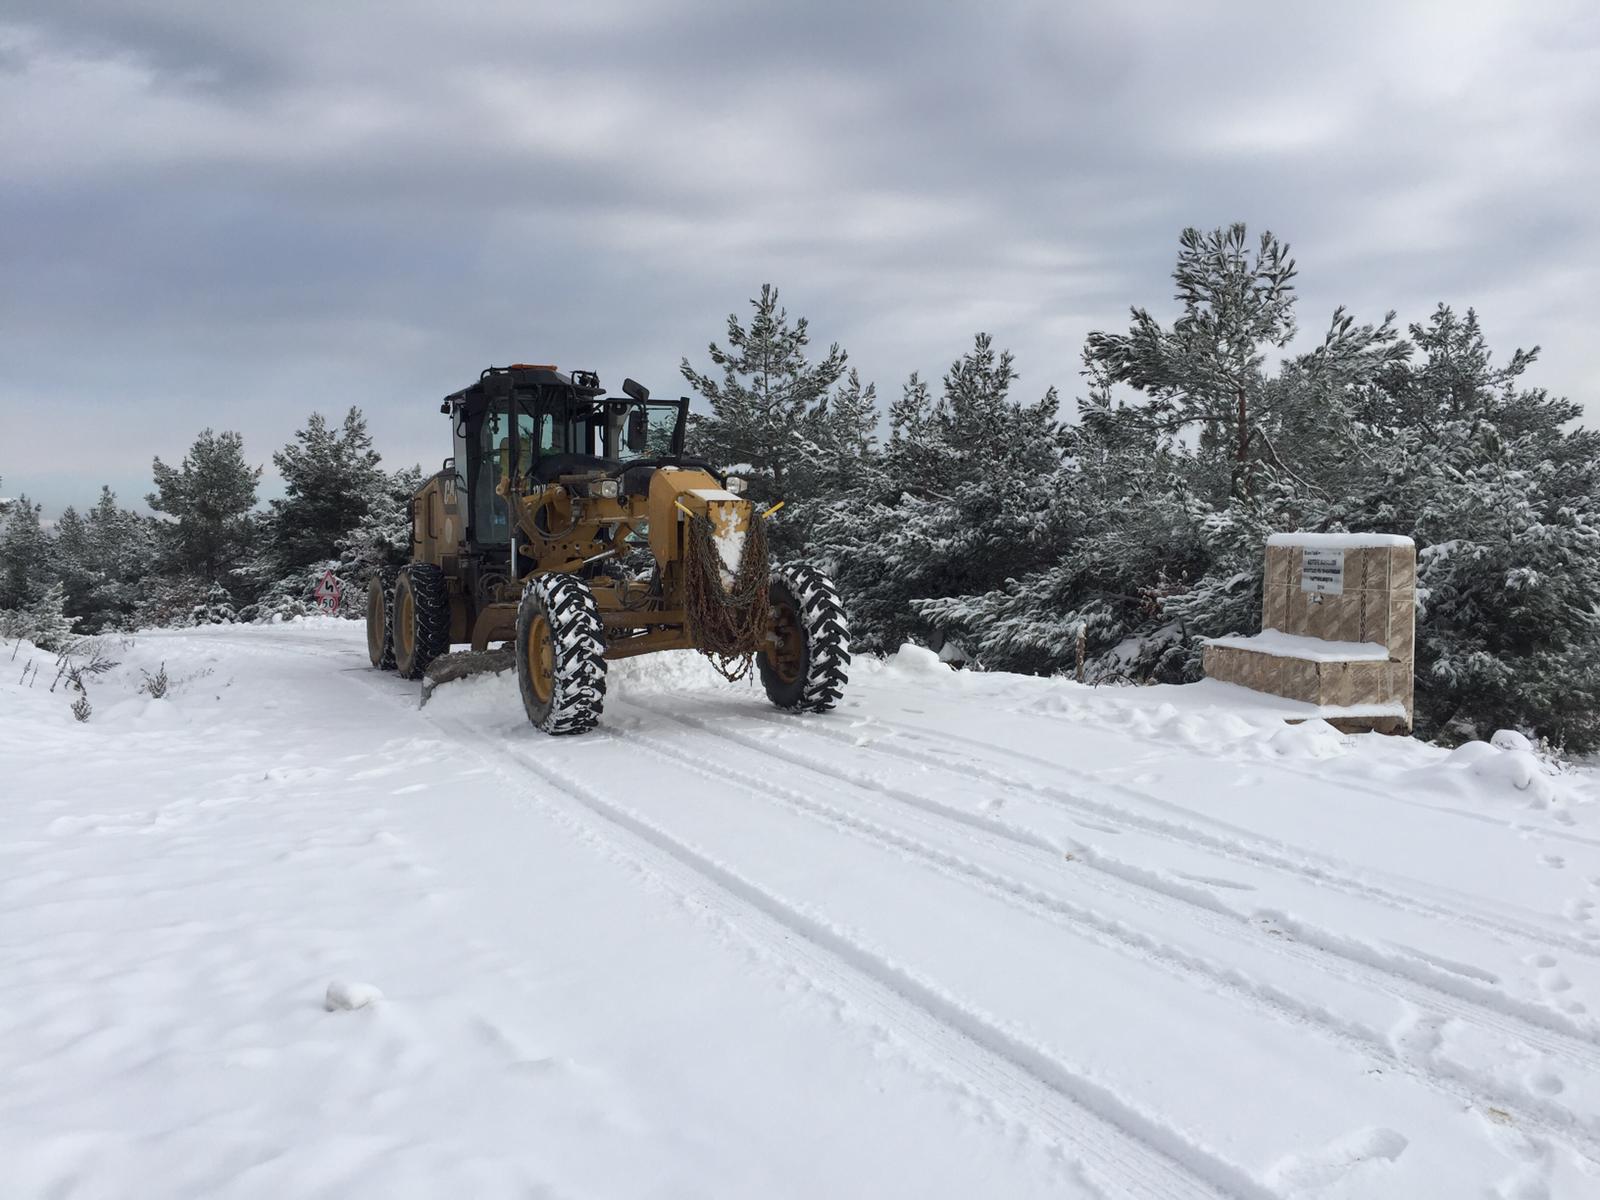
(366, 364, 849, 733)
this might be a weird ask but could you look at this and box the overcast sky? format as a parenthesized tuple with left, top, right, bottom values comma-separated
(3, 0, 1597, 517)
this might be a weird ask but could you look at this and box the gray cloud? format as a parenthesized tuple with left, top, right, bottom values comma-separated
(3, 1, 1597, 515)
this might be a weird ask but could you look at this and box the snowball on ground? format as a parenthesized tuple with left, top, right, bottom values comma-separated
(323, 980, 383, 1011)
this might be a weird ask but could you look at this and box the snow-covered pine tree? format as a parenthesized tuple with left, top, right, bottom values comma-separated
(263, 408, 385, 577)
(147, 429, 261, 595)
(681, 285, 850, 557)
(88, 487, 157, 630)
(1, 580, 80, 652)
(49, 488, 160, 632)
(806, 369, 878, 489)
(1085, 224, 1404, 501)
(0, 494, 53, 611)
(1312, 305, 1600, 749)
(51, 505, 96, 628)
(189, 581, 238, 625)
(816, 335, 1067, 659)
(1030, 225, 1406, 680)
(333, 463, 424, 602)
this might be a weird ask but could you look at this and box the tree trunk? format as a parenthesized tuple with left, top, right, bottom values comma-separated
(1232, 387, 1251, 496)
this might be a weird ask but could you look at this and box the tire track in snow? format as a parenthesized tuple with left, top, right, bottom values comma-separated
(626, 699, 1600, 1059)
(287, 639, 1243, 1200)
(608, 701, 1600, 1162)
(862, 710, 1600, 959)
(410, 719, 1262, 1200)
(970, 691, 1600, 854)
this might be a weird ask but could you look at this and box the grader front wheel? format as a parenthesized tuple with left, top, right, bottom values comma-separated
(758, 565, 850, 712)
(516, 574, 607, 734)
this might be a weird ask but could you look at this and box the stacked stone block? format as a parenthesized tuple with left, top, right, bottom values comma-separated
(1203, 536, 1416, 733)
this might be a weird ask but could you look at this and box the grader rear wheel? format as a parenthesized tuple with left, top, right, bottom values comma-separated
(516, 574, 607, 734)
(393, 563, 450, 680)
(758, 565, 850, 712)
(366, 574, 395, 670)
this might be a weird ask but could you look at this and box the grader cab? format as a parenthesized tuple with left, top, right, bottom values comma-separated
(366, 363, 849, 733)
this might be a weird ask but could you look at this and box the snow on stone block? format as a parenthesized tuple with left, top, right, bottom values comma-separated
(324, 980, 384, 1011)
(1266, 531, 1415, 549)
(1204, 630, 1391, 662)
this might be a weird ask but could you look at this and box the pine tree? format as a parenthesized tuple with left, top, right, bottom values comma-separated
(0, 495, 53, 610)
(2, 580, 80, 652)
(189, 581, 238, 625)
(51, 505, 96, 626)
(1084, 223, 1403, 498)
(682, 285, 851, 556)
(148, 429, 261, 591)
(52, 487, 159, 632)
(334, 463, 424, 596)
(1312, 305, 1600, 749)
(816, 335, 1066, 658)
(264, 408, 384, 575)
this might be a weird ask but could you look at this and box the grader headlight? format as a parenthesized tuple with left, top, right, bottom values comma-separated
(592, 480, 620, 499)
(725, 476, 749, 495)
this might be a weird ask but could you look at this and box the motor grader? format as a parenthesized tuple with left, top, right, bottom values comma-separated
(366, 363, 850, 734)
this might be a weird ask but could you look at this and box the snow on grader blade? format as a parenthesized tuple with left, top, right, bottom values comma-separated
(368, 364, 849, 733)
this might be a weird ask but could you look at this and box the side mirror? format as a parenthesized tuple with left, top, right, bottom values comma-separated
(627, 407, 650, 453)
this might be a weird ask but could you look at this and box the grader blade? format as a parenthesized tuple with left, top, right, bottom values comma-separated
(418, 646, 516, 707)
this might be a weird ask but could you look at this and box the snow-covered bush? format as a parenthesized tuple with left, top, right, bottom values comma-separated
(189, 582, 238, 625)
(0, 582, 81, 653)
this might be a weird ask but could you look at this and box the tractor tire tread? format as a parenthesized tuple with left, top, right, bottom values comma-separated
(369, 569, 397, 671)
(396, 562, 450, 680)
(771, 564, 851, 713)
(518, 574, 608, 734)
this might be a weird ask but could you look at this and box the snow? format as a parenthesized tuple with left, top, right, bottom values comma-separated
(711, 523, 745, 577)
(1267, 532, 1415, 549)
(1204, 629, 1393, 662)
(5, 624, 1600, 1198)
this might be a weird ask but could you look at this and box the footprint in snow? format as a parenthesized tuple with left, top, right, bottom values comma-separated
(1265, 1127, 1409, 1192)
(1530, 1071, 1565, 1096)
(1538, 970, 1572, 994)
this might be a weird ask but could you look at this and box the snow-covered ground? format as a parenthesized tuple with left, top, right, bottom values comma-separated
(5, 621, 1600, 1199)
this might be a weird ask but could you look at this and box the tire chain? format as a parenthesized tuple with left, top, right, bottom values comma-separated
(524, 573, 609, 734)
(782, 564, 851, 712)
(373, 568, 397, 671)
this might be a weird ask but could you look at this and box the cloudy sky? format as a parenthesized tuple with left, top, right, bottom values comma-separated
(4, 0, 1597, 516)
